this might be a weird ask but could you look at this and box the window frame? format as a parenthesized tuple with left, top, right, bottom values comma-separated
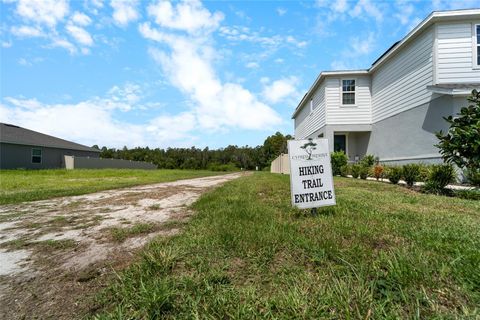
(341, 78, 356, 106)
(31, 148, 42, 164)
(474, 24, 480, 69)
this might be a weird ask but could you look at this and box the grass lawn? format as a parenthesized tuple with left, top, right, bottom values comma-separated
(94, 173, 480, 319)
(0, 169, 222, 205)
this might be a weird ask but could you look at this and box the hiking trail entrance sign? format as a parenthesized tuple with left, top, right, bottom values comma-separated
(288, 138, 336, 209)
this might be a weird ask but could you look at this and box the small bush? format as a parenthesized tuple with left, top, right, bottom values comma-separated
(351, 164, 361, 179)
(359, 166, 369, 180)
(417, 163, 432, 182)
(360, 154, 375, 167)
(208, 163, 238, 172)
(455, 189, 480, 200)
(373, 165, 384, 180)
(465, 168, 480, 187)
(422, 164, 456, 195)
(387, 167, 402, 184)
(403, 164, 420, 187)
(331, 151, 348, 176)
(340, 165, 350, 177)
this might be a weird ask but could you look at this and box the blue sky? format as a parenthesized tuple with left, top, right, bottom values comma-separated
(1, 0, 478, 149)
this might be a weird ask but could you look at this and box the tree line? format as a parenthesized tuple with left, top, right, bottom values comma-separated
(93, 132, 292, 171)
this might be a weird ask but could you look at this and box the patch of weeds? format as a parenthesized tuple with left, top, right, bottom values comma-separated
(147, 204, 161, 210)
(36, 239, 78, 252)
(0, 237, 31, 250)
(109, 223, 156, 242)
(98, 208, 114, 213)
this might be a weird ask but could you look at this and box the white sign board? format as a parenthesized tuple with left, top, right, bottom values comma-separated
(288, 138, 336, 209)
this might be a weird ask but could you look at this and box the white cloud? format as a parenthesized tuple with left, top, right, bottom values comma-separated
(0, 84, 197, 148)
(262, 76, 300, 104)
(2, 41, 13, 48)
(276, 8, 287, 16)
(49, 37, 76, 54)
(246, 62, 259, 69)
(16, 0, 69, 27)
(330, 32, 376, 70)
(111, 0, 139, 26)
(147, 0, 224, 34)
(219, 26, 308, 49)
(351, 0, 383, 23)
(333, 0, 348, 13)
(71, 12, 92, 26)
(139, 0, 282, 131)
(66, 24, 93, 46)
(11, 25, 43, 37)
(351, 32, 375, 55)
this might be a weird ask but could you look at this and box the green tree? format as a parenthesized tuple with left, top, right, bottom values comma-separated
(436, 90, 480, 171)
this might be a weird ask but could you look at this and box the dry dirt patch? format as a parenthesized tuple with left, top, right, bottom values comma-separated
(0, 172, 245, 319)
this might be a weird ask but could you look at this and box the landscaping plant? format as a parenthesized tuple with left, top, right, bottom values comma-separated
(422, 164, 456, 195)
(387, 166, 402, 185)
(351, 164, 361, 178)
(402, 164, 420, 187)
(360, 154, 376, 167)
(436, 89, 480, 177)
(373, 165, 384, 181)
(331, 151, 348, 176)
(340, 165, 350, 177)
(465, 168, 480, 187)
(359, 165, 369, 180)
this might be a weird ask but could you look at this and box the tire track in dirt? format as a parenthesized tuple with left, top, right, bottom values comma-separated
(0, 172, 246, 320)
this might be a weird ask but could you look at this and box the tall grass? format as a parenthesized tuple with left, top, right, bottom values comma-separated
(0, 169, 221, 204)
(94, 173, 480, 319)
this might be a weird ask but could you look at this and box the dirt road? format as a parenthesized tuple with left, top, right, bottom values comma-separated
(0, 172, 244, 319)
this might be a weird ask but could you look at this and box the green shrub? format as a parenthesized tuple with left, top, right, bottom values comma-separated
(331, 151, 348, 176)
(387, 166, 402, 184)
(359, 166, 369, 180)
(360, 154, 375, 167)
(351, 164, 361, 179)
(403, 164, 420, 187)
(340, 165, 350, 177)
(422, 164, 456, 195)
(455, 189, 480, 200)
(417, 163, 432, 182)
(465, 168, 480, 187)
(207, 163, 238, 172)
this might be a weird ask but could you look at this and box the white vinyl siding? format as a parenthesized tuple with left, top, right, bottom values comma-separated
(372, 26, 434, 122)
(436, 22, 480, 83)
(294, 82, 327, 139)
(326, 76, 372, 125)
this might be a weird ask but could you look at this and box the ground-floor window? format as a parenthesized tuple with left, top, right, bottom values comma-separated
(334, 135, 346, 153)
(32, 148, 42, 163)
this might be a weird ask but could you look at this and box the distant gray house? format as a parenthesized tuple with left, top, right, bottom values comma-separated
(293, 9, 480, 165)
(0, 123, 100, 169)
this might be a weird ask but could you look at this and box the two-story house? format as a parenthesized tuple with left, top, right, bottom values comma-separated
(293, 9, 480, 165)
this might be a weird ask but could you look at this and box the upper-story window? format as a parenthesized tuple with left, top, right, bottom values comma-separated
(476, 24, 480, 66)
(342, 79, 355, 105)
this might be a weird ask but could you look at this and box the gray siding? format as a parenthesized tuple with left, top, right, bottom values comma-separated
(0, 143, 99, 169)
(366, 95, 467, 161)
(436, 21, 480, 83)
(372, 26, 434, 122)
(325, 76, 372, 125)
(294, 82, 327, 139)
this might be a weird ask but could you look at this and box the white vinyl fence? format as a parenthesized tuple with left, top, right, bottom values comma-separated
(270, 153, 290, 174)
